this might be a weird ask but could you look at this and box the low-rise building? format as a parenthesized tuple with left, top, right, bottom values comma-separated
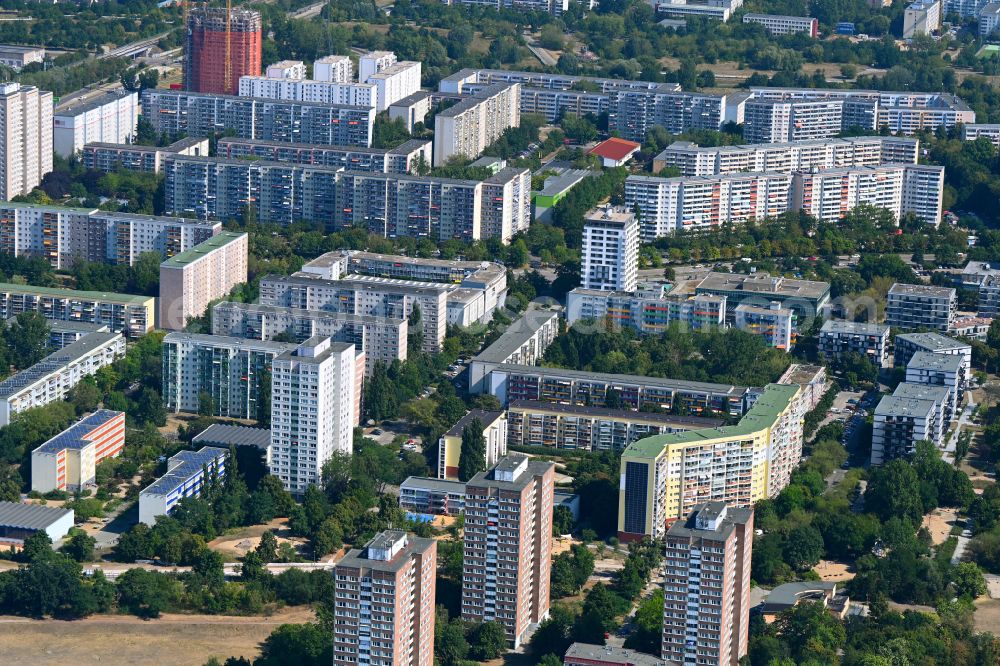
(819, 320, 891, 367)
(507, 400, 724, 452)
(979, 274, 1000, 318)
(694, 271, 831, 323)
(0, 332, 124, 426)
(191, 423, 271, 452)
(399, 476, 467, 516)
(761, 582, 850, 623)
(139, 447, 227, 525)
(589, 137, 641, 167)
(734, 301, 795, 349)
(159, 231, 248, 331)
(886, 283, 956, 331)
(0, 45, 45, 71)
(48, 320, 109, 349)
(743, 13, 818, 35)
(31, 410, 125, 493)
(893, 382, 951, 443)
(0, 283, 155, 336)
(0, 502, 74, 548)
(437, 410, 507, 480)
(950, 315, 993, 341)
(963, 123, 1000, 148)
(906, 350, 965, 416)
(563, 643, 666, 666)
(468, 307, 561, 393)
(871, 395, 939, 465)
(894, 331, 971, 379)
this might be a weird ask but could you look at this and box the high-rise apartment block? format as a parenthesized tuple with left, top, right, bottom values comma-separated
(886, 283, 956, 331)
(0, 283, 154, 336)
(215, 137, 431, 174)
(141, 89, 375, 147)
(871, 394, 940, 464)
(744, 98, 844, 143)
(238, 75, 376, 107)
(566, 288, 726, 335)
(162, 333, 296, 419)
(618, 383, 801, 540)
(359, 52, 422, 111)
(894, 331, 972, 377)
(159, 231, 248, 331)
(581, 208, 639, 293)
(210, 301, 407, 375)
(265, 60, 307, 79)
(462, 455, 555, 647)
(0, 83, 52, 201)
(653, 136, 919, 178)
(185, 7, 262, 95)
(627, 163, 944, 238)
(52, 90, 137, 158)
(0, 202, 219, 269)
(662, 502, 754, 666)
(904, 0, 941, 38)
(82, 137, 210, 174)
(333, 531, 436, 666)
(259, 273, 448, 353)
(269, 336, 361, 494)
(160, 153, 529, 242)
(434, 83, 521, 166)
(314, 55, 353, 83)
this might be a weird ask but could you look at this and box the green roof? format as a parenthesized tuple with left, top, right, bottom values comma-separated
(161, 232, 246, 269)
(0, 201, 97, 213)
(0, 281, 153, 305)
(623, 383, 799, 459)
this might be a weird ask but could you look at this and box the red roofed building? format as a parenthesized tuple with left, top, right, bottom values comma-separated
(589, 137, 641, 167)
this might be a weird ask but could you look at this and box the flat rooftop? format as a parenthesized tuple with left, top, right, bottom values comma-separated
(467, 455, 554, 492)
(55, 89, 135, 116)
(509, 400, 725, 428)
(907, 350, 964, 372)
(400, 476, 467, 493)
(0, 281, 154, 305)
(666, 501, 753, 540)
(214, 300, 405, 326)
(896, 331, 969, 352)
(444, 409, 505, 437)
(536, 169, 593, 198)
(888, 283, 956, 298)
(875, 394, 936, 417)
(192, 424, 271, 450)
(141, 447, 227, 497)
(0, 501, 72, 530)
(160, 231, 245, 269)
(564, 643, 667, 666)
(494, 363, 748, 397)
(472, 307, 560, 364)
(335, 531, 435, 573)
(164, 332, 297, 354)
(624, 383, 798, 459)
(0, 331, 122, 399)
(696, 271, 830, 301)
(893, 382, 951, 403)
(34, 410, 122, 454)
(821, 320, 890, 336)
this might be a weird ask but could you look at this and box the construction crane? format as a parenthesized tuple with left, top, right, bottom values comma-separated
(223, 0, 232, 94)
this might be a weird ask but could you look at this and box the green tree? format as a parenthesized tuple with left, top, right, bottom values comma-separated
(4, 311, 50, 369)
(60, 531, 96, 562)
(866, 459, 924, 524)
(256, 623, 332, 666)
(458, 417, 486, 482)
(468, 621, 507, 660)
(953, 562, 987, 599)
(115, 568, 180, 618)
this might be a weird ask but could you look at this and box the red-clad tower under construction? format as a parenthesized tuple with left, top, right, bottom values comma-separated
(185, 6, 262, 95)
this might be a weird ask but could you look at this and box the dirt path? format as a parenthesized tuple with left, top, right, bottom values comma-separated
(0, 607, 315, 666)
(922, 507, 959, 546)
